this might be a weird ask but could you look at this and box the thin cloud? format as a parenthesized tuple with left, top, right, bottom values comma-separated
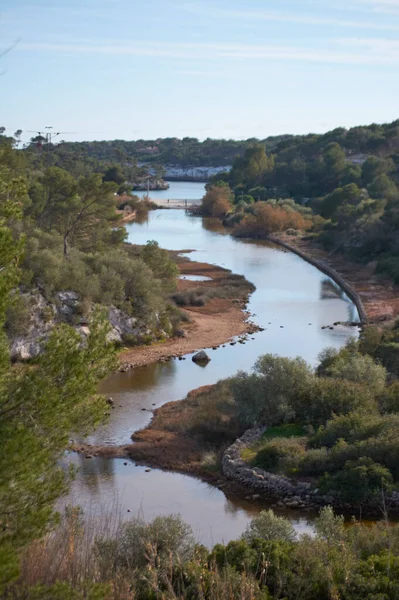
(175, 69, 233, 77)
(180, 2, 399, 30)
(368, 0, 399, 11)
(338, 36, 399, 50)
(335, 0, 399, 12)
(13, 39, 399, 66)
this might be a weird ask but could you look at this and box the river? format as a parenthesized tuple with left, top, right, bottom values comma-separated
(136, 181, 206, 202)
(65, 183, 359, 547)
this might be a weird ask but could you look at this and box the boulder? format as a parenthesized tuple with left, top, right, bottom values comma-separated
(107, 328, 123, 344)
(192, 350, 211, 364)
(57, 291, 79, 316)
(10, 337, 45, 361)
(108, 306, 138, 337)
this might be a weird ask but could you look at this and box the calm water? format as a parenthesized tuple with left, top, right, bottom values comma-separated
(136, 180, 206, 201)
(66, 199, 359, 546)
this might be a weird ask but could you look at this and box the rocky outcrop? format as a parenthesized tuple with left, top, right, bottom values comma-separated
(107, 307, 139, 344)
(10, 292, 57, 361)
(8, 289, 169, 361)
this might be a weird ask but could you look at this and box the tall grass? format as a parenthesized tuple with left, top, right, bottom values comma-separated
(171, 274, 255, 307)
(8, 506, 265, 600)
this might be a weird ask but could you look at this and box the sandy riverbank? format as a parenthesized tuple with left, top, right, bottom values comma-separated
(119, 258, 259, 369)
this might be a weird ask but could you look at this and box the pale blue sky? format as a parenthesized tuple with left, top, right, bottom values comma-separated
(1, 0, 399, 142)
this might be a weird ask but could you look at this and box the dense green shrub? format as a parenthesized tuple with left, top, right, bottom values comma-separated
(326, 352, 387, 394)
(308, 412, 387, 449)
(378, 381, 399, 413)
(242, 510, 297, 543)
(319, 457, 394, 503)
(375, 342, 399, 377)
(231, 354, 313, 426)
(253, 437, 305, 473)
(293, 377, 377, 426)
(20, 228, 171, 325)
(5, 295, 31, 337)
(96, 515, 195, 574)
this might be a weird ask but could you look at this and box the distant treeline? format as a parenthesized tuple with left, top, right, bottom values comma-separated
(192, 121, 399, 283)
(18, 118, 399, 173)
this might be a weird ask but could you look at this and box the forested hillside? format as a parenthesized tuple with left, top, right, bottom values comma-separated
(17, 120, 399, 284)
(0, 132, 182, 361)
(0, 129, 186, 587)
(22, 119, 399, 172)
(195, 121, 399, 284)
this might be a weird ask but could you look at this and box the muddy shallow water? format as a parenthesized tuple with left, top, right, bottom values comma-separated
(65, 209, 359, 546)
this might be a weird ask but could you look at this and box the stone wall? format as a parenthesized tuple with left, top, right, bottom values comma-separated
(222, 427, 399, 513)
(222, 428, 315, 509)
(268, 236, 367, 324)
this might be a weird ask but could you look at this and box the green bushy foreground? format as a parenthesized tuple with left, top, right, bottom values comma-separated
(6, 507, 399, 599)
(230, 324, 399, 506)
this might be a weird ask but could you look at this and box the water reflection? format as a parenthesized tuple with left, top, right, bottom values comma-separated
(136, 181, 206, 202)
(67, 207, 360, 545)
(320, 279, 359, 323)
(64, 455, 315, 547)
(133, 212, 149, 225)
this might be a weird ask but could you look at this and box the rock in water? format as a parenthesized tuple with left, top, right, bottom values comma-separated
(192, 350, 211, 364)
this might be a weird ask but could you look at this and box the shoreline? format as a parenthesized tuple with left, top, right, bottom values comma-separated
(74, 229, 398, 513)
(268, 236, 367, 323)
(269, 234, 398, 325)
(71, 386, 260, 502)
(118, 258, 259, 370)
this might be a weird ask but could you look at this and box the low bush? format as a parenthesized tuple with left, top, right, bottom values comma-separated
(242, 510, 297, 543)
(233, 202, 311, 239)
(172, 290, 206, 307)
(5, 294, 31, 337)
(96, 514, 195, 573)
(253, 437, 305, 473)
(308, 412, 388, 449)
(319, 457, 394, 503)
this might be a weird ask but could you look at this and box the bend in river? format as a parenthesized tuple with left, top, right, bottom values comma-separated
(66, 183, 359, 547)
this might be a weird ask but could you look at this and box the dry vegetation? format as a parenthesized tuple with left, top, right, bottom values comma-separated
(233, 203, 311, 239)
(128, 381, 242, 479)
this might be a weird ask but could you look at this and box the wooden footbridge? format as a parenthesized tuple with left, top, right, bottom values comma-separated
(150, 198, 201, 209)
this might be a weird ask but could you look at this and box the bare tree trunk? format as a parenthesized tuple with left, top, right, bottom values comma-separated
(63, 235, 68, 258)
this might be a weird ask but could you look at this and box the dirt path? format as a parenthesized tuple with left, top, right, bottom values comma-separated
(119, 259, 259, 369)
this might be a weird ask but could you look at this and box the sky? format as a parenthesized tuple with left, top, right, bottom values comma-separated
(1, 0, 399, 143)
